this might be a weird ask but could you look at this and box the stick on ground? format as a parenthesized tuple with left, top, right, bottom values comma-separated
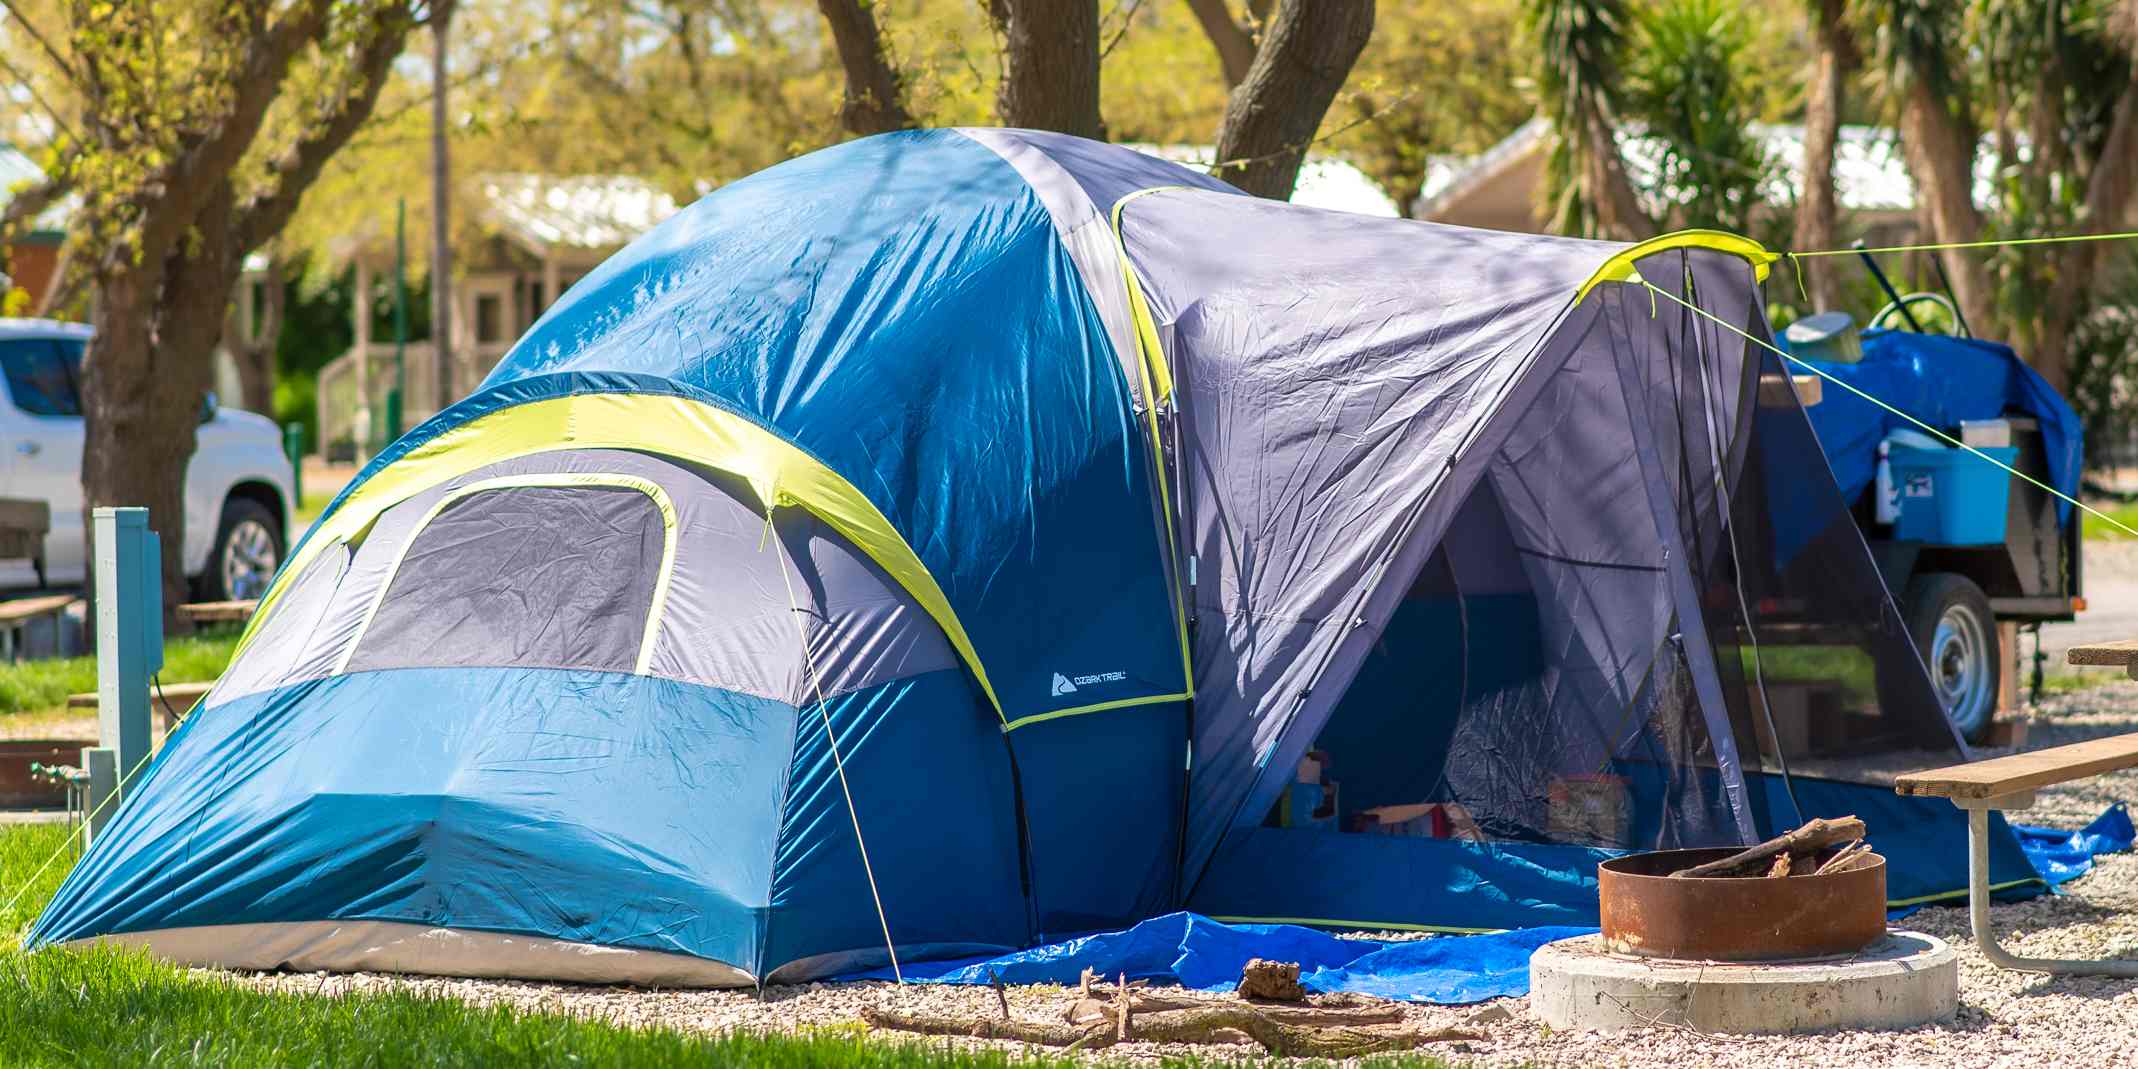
(861, 1004, 1480, 1057)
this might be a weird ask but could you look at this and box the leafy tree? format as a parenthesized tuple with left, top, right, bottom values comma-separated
(1207, 0, 1375, 199)
(1329, 2, 1532, 219)
(0, 0, 422, 615)
(1624, 0, 1774, 234)
(1860, 0, 2000, 342)
(816, 0, 1376, 202)
(1525, 0, 1654, 238)
(818, 0, 917, 134)
(1182, 0, 1266, 88)
(990, 0, 1104, 140)
(1794, 0, 1859, 311)
(1859, 0, 2138, 391)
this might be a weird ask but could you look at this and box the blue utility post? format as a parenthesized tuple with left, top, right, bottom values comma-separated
(87, 507, 160, 839)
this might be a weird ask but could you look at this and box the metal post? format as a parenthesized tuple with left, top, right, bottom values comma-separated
(390, 197, 408, 440)
(91, 507, 160, 824)
(1961, 794, 2138, 976)
(80, 747, 115, 841)
(283, 423, 304, 507)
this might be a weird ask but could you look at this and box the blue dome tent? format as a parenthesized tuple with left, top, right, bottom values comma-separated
(28, 130, 2029, 985)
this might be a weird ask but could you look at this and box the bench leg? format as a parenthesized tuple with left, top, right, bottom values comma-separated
(1967, 805, 2138, 976)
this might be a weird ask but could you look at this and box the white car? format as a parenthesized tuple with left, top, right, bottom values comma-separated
(0, 318, 296, 600)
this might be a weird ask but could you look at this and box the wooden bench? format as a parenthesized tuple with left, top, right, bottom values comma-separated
(0, 594, 80, 662)
(176, 600, 258, 625)
(0, 497, 50, 588)
(2067, 639, 2138, 679)
(66, 680, 216, 733)
(1892, 639, 2138, 977)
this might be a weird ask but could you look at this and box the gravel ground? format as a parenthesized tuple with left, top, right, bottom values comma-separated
(215, 685, 2138, 1068)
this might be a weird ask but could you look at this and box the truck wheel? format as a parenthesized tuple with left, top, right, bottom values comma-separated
(1900, 573, 1998, 743)
(201, 498, 283, 603)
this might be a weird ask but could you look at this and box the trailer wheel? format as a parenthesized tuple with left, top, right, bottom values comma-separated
(1899, 573, 1998, 743)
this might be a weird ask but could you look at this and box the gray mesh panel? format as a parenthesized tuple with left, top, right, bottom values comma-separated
(344, 485, 664, 674)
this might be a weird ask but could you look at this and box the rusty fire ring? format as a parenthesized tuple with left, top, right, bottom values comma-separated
(1599, 846, 1887, 961)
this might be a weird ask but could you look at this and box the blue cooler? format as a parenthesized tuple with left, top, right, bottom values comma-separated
(1889, 444, 2017, 544)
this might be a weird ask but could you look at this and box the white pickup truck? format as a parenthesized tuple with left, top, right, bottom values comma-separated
(0, 318, 296, 600)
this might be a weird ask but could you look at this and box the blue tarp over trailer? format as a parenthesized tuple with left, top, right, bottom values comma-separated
(1794, 329, 2083, 521)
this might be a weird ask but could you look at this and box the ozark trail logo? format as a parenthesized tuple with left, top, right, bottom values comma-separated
(1052, 669, 1128, 697)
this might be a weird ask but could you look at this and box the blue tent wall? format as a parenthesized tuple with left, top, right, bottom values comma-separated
(29, 666, 1033, 980)
(1008, 708, 1186, 939)
(767, 669, 1027, 977)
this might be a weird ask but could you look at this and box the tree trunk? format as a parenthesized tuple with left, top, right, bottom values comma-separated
(2034, 69, 2138, 396)
(82, 254, 206, 619)
(816, 0, 917, 135)
(1579, 100, 1654, 241)
(1211, 0, 1376, 200)
(227, 257, 287, 415)
(431, 0, 456, 418)
(992, 0, 1105, 139)
(1792, 0, 1853, 312)
(1185, 0, 1257, 88)
(1896, 78, 1999, 339)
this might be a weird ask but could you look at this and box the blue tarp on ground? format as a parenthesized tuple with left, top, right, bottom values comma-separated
(851, 805, 2133, 1005)
(847, 912, 1589, 1004)
(2016, 804, 2136, 886)
(1792, 330, 2083, 522)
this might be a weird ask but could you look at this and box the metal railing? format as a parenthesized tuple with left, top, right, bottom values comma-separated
(314, 342, 511, 459)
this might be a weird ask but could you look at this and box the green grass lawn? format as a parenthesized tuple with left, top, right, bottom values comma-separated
(0, 822, 73, 937)
(0, 631, 241, 717)
(2082, 500, 2138, 540)
(292, 489, 336, 530)
(0, 822, 1466, 1068)
(0, 944, 1163, 1069)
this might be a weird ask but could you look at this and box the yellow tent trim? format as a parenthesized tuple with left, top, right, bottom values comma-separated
(1001, 690, 1192, 733)
(246, 393, 1006, 722)
(1109, 185, 1198, 695)
(1575, 228, 1778, 302)
(1108, 185, 1188, 407)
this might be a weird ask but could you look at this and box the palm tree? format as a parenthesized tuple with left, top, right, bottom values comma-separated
(1525, 0, 1654, 239)
(1793, 0, 1856, 312)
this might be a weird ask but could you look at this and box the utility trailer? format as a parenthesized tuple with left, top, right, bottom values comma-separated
(1785, 312, 2083, 744)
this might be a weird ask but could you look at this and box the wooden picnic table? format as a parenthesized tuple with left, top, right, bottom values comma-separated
(1893, 639, 2138, 977)
(176, 600, 258, 625)
(2067, 639, 2138, 679)
(66, 680, 216, 710)
(0, 594, 80, 661)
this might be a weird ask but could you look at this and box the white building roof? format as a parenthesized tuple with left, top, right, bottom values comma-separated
(477, 174, 679, 254)
(1125, 144, 1401, 218)
(1415, 120, 1999, 223)
(0, 144, 75, 235)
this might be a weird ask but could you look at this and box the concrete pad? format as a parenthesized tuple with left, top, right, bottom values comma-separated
(1532, 931, 1957, 1034)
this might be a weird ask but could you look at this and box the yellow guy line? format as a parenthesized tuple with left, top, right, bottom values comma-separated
(0, 747, 159, 923)
(1790, 230, 2138, 259)
(1638, 280, 2138, 539)
(766, 509, 903, 983)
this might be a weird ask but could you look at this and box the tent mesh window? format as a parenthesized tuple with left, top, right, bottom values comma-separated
(344, 484, 667, 674)
(1302, 260, 1963, 852)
